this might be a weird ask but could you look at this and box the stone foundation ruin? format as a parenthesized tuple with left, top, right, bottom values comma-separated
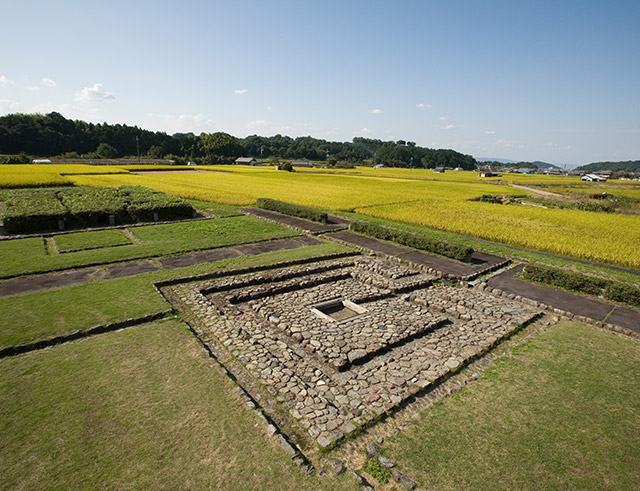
(163, 255, 542, 451)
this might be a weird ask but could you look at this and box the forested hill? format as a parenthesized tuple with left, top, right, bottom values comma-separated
(575, 160, 640, 172)
(0, 112, 477, 169)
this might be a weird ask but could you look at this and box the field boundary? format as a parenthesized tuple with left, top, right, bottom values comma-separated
(0, 310, 172, 358)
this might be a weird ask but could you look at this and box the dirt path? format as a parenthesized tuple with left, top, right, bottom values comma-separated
(509, 183, 564, 198)
(488, 265, 639, 332)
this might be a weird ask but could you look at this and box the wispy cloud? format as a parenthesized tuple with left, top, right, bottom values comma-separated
(41, 78, 56, 88)
(441, 123, 456, 130)
(368, 108, 383, 114)
(246, 119, 293, 134)
(358, 127, 372, 135)
(439, 116, 448, 121)
(247, 119, 267, 129)
(484, 130, 496, 135)
(234, 88, 248, 95)
(0, 75, 14, 87)
(75, 83, 115, 102)
(0, 99, 20, 114)
(149, 113, 215, 133)
(416, 103, 431, 109)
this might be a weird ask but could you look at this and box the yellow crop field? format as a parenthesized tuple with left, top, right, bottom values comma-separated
(356, 200, 640, 268)
(0, 164, 130, 188)
(67, 167, 522, 209)
(0, 172, 72, 188)
(1, 164, 639, 267)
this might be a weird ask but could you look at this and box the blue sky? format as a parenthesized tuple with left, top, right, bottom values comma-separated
(1, 0, 639, 165)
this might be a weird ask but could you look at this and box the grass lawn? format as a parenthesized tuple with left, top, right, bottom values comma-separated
(187, 198, 243, 217)
(54, 228, 132, 252)
(0, 242, 352, 348)
(381, 321, 640, 490)
(0, 215, 297, 277)
(0, 318, 355, 490)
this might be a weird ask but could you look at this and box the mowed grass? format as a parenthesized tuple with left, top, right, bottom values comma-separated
(55, 229, 131, 252)
(0, 242, 352, 348)
(65, 167, 640, 268)
(0, 318, 354, 490)
(0, 216, 297, 277)
(383, 322, 640, 490)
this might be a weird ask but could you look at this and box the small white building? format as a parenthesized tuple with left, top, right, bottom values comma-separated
(581, 174, 607, 182)
(32, 159, 52, 164)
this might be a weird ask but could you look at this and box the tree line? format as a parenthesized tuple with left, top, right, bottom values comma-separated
(0, 112, 477, 169)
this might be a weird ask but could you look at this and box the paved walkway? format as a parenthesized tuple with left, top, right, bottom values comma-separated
(488, 265, 639, 332)
(0, 236, 320, 297)
(327, 230, 507, 279)
(244, 208, 348, 234)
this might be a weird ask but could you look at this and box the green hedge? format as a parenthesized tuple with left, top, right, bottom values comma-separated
(522, 263, 640, 308)
(124, 187, 194, 221)
(256, 198, 328, 223)
(3, 186, 195, 234)
(3, 189, 67, 233)
(350, 220, 474, 261)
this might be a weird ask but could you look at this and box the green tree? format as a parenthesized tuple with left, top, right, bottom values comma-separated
(147, 145, 164, 158)
(96, 143, 119, 159)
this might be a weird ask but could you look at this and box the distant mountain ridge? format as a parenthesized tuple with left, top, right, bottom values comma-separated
(575, 160, 640, 173)
(476, 157, 562, 169)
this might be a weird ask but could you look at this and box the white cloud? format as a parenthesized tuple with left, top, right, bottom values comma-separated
(41, 78, 56, 88)
(149, 113, 215, 133)
(0, 75, 14, 86)
(439, 116, 448, 121)
(0, 99, 20, 114)
(234, 88, 248, 95)
(416, 103, 431, 109)
(368, 108, 383, 114)
(484, 130, 496, 135)
(441, 123, 456, 130)
(358, 127, 372, 135)
(75, 83, 115, 102)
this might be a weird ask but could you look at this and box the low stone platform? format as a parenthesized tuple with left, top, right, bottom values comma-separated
(163, 256, 542, 451)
